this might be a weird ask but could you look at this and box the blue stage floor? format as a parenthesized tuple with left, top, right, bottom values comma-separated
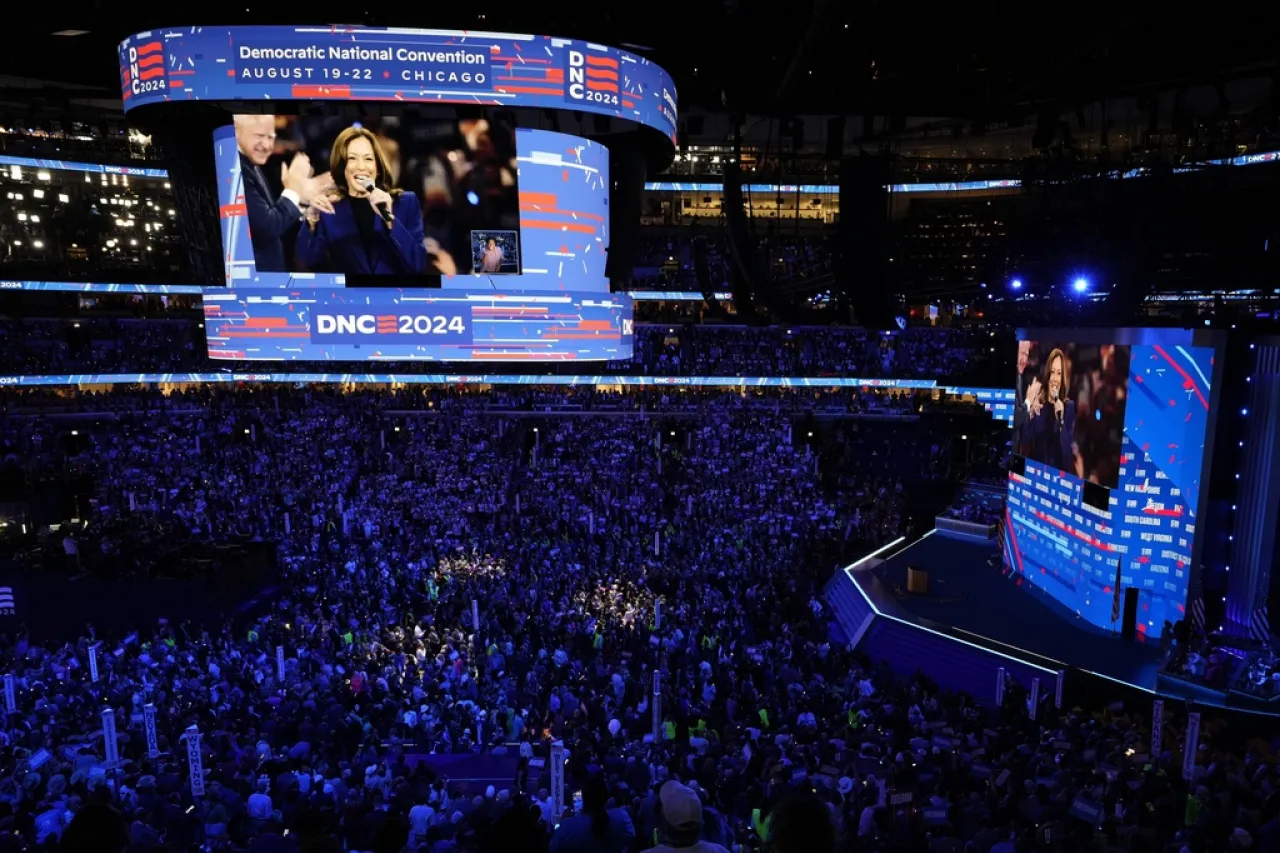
(859, 530, 1164, 688)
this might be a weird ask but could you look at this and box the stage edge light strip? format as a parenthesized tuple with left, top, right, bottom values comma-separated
(842, 529, 1057, 675)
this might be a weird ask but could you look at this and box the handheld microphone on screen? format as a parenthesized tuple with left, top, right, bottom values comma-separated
(357, 177, 394, 227)
(1050, 387, 1064, 430)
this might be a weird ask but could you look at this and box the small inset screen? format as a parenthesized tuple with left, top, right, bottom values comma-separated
(470, 229, 521, 275)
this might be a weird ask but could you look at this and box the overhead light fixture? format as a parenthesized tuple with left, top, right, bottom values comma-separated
(51, 29, 91, 36)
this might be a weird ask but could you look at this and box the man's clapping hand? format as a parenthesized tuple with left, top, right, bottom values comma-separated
(1025, 377, 1043, 418)
(281, 153, 313, 195)
(304, 172, 334, 205)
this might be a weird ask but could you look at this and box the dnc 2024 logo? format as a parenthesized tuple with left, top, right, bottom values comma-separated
(123, 38, 167, 97)
(565, 45, 620, 108)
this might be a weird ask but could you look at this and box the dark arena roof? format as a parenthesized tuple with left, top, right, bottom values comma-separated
(4, 3, 1277, 117)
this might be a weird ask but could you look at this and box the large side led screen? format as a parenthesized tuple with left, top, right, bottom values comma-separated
(1005, 338, 1216, 638)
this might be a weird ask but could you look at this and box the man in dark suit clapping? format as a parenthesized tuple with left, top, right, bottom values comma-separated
(234, 114, 327, 271)
(1013, 340, 1040, 457)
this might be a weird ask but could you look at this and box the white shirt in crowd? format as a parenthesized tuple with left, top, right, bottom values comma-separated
(247, 791, 273, 820)
(408, 804, 434, 839)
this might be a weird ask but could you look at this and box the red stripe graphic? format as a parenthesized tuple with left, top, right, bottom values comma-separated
(585, 56, 618, 67)
(292, 84, 352, 98)
(497, 86, 563, 96)
(137, 54, 164, 68)
(585, 68, 618, 80)
(1032, 509, 1115, 552)
(135, 41, 163, 55)
(1152, 344, 1209, 410)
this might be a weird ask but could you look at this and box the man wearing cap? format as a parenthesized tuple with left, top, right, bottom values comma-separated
(641, 780, 730, 853)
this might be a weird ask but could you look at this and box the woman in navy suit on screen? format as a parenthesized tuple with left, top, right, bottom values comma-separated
(297, 125, 427, 276)
(1029, 347, 1077, 472)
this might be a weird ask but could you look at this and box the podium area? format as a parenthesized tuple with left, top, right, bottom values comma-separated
(853, 530, 1164, 690)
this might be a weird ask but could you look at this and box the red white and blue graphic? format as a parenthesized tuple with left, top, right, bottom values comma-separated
(215, 125, 610, 293)
(0, 154, 168, 179)
(117, 26, 677, 146)
(1004, 342, 1215, 638)
(202, 288, 632, 362)
(120, 37, 168, 100)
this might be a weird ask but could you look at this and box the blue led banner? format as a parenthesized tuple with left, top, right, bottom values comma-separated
(0, 155, 169, 179)
(203, 288, 633, 361)
(641, 180, 1024, 194)
(0, 281, 205, 294)
(626, 290, 735, 301)
(118, 26, 677, 145)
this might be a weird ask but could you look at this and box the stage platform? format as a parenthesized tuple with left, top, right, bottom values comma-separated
(826, 529, 1276, 716)
(864, 530, 1163, 687)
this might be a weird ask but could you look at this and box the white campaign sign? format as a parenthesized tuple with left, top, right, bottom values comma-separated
(1151, 699, 1164, 761)
(101, 708, 119, 765)
(1182, 712, 1200, 781)
(550, 742, 566, 819)
(144, 703, 160, 758)
(186, 727, 206, 796)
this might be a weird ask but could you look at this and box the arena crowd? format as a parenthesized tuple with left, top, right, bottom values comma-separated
(0, 384, 1268, 853)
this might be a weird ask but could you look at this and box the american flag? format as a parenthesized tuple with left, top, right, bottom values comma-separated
(1111, 558, 1124, 624)
(1189, 595, 1206, 635)
(1249, 605, 1271, 644)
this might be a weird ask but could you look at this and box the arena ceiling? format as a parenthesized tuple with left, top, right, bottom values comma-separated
(3, 2, 1277, 123)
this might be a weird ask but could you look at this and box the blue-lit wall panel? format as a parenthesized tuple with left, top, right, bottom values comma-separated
(1226, 345, 1280, 634)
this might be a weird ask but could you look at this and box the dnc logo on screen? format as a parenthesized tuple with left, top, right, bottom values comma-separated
(564, 43, 621, 108)
(122, 38, 168, 98)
